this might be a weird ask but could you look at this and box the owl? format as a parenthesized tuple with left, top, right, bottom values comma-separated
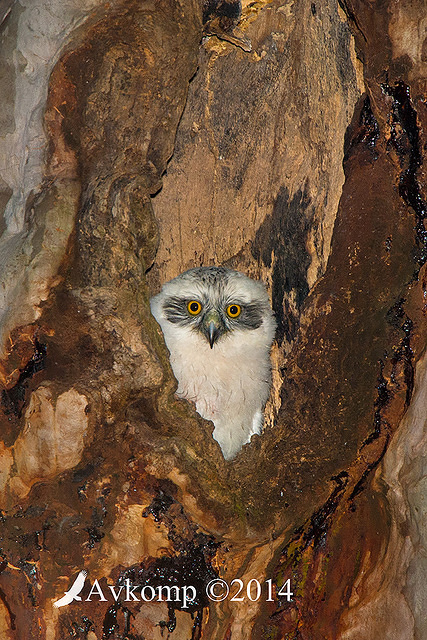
(150, 266, 276, 460)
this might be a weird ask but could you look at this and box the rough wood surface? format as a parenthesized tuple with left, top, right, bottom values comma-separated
(0, 0, 426, 638)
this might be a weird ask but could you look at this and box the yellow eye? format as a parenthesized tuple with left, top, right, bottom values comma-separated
(226, 304, 241, 318)
(187, 300, 202, 315)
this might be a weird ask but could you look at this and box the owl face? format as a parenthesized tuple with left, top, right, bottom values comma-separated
(151, 266, 275, 348)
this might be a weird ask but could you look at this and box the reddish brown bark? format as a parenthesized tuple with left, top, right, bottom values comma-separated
(0, 0, 426, 638)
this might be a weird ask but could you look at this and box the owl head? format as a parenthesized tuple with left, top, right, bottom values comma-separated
(150, 266, 276, 348)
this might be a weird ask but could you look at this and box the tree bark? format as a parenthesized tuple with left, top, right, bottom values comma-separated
(0, 0, 426, 638)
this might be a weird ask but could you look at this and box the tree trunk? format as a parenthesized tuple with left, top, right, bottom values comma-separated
(0, 0, 426, 638)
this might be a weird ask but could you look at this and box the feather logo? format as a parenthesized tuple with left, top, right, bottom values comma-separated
(53, 570, 87, 608)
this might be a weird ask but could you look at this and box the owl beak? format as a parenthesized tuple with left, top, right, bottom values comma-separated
(208, 322, 220, 348)
(203, 310, 223, 348)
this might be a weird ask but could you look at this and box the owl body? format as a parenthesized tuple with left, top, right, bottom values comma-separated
(150, 267, 276, 459)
